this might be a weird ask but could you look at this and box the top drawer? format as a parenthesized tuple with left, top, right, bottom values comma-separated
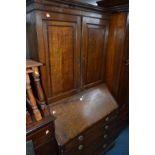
(83, 109, 118, 141)
(27, 123, 55, 148)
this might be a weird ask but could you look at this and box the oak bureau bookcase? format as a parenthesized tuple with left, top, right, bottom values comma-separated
(27, 0, 129, 154)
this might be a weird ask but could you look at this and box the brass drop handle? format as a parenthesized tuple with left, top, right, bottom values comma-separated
(102, 144, 107, 149)
(78, 145, 84, 151)
(78, 135, 84, 141)
(105, 117, 109, 122)
(104, 134, 108, 139)
(104, 125, 109, 130)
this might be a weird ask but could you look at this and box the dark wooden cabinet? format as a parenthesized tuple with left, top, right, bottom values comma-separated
(27, 1, 109, 104)
(82, 17, 108, 88)
(26, 60, 59, 155)
(27, 1, 129, 155)
(26, 116, 59, 155)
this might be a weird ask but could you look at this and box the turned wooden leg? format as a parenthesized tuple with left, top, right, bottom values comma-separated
(26, 73, 42, 121)
(32, 66, 49, 116)
(26, 108, 32, 125)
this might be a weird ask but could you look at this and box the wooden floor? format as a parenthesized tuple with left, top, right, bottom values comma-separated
(49, 84, 118, 146)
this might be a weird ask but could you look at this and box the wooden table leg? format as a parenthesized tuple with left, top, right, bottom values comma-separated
(32, 67, 50, 116)
(26, 73, 42, 121)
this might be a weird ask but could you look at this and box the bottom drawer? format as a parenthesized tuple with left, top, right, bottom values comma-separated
(93, 140, 115, 155)
(84, 134, 116, 155)
(27, 122, 58, 155)
(63, 143, 84, 155)
(63, 135, 117, 155)
(64, 121, 118, 154)
(35, 139, 58, 155)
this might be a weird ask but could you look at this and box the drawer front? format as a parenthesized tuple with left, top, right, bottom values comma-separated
(84, 109, 118, 137)
(84, 121, 117, 147)
(63, 132, 117, 155)
(103, 110, 118, 123)
(35, 139, 58, 155)
(64, 144, 84, 155)
(27, 123, 54, 148)
(64, 110, 118, 154)
(84, 109, 118, 146)
(84, 131, 117, 155)
(92, 139, 115, 155)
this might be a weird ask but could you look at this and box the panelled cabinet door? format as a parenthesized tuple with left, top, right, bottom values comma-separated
(41, 13, 81, 103)
(82, 17, 109, 89)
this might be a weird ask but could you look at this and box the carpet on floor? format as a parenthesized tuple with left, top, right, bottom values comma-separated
(105, 127, 129, 155)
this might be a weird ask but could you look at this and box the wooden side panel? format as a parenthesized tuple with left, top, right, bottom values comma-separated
(105, 13, 127, 99)
(26, 11, 38, 59)
(117, 15, 129, 126)
(105, 12, 129, 130)
(117, 15, 129, 106)
(82, 17, 109, 88)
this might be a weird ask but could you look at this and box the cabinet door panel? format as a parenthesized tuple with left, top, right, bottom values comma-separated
(82, 17, 108, 88)
(42, 14, 81, 103)
(48, 24, 74, 95)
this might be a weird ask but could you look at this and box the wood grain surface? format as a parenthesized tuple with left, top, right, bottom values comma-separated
(49, 84, 118, 145)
